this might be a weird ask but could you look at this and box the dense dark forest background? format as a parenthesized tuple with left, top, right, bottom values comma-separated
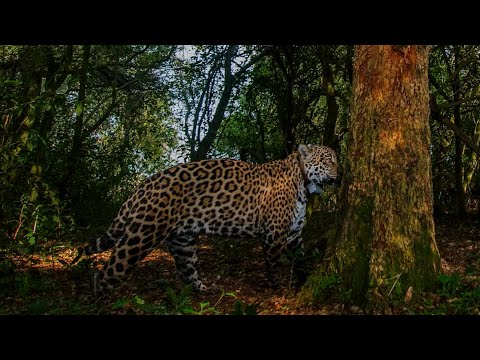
(1, 45, 479, 314)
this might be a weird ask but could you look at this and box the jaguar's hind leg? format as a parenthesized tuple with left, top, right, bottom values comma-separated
(166, 235, 207, 292)
(94, 232, 157, 297)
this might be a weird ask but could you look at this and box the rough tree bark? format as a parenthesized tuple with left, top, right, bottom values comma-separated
(302, 45, 441, 310)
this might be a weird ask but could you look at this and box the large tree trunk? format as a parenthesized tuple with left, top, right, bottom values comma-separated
(302, 45, 441, 310)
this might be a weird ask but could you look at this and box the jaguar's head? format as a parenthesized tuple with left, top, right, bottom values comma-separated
(298, 144, 342, 192)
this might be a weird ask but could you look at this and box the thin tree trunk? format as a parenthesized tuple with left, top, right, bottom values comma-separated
(272, 45, 296, 156)
(188, 46, 266, 161)
(453, 47, 466, 215)
(191, 46, 236, 161)
(321, 47, 339, 149)
(278, 80, 295, 155)
(301, 45, 441, 310)
(35, 45, 73, 177)
(463, 120, 480, 206)
(60, 45, 91, 196)
(345, 45, 354, 84)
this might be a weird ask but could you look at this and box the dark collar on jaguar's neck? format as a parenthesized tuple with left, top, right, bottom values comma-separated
(296, 152, 312, 189)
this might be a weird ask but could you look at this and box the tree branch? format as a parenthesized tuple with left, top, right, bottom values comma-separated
(233, 47, 268, 79)
(437, 95, 480, 109)
(431, 96, 480, 156)
(429, 71, 452, 103)
(124, 45, 150, 64)
(437, 117, 480, 156)
(83, 90, 118, 137)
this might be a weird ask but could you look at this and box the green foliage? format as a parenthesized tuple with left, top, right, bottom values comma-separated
(186, 290, 237, 315)
(418, 273, 480, 315)
(438, 273, 462, 297)
(13, 186, 74, 251)
(164, 287, 237, 315)
(110, 288, 238, 315)
(28, 299, 49, 314)
(186, 301, 220, 315)
(111, 294, 170, 315)
(305, 272, 342, 303)
(229, 300, 259, 315)
(213, 89, 284, 162)
(0, 268, 56, 298)
(0, 45, 178, 248)
(429, 45, 480, 214)
(164, 285, 195, 314)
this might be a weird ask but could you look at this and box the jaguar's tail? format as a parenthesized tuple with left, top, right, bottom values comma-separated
(71, 232, 120, 265)
(84, 232, 118, 255)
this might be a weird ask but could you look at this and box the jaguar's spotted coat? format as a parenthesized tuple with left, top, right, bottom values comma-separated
(82, 144, 341, 295)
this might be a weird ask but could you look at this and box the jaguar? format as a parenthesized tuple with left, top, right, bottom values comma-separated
(80, 144, 341, 296)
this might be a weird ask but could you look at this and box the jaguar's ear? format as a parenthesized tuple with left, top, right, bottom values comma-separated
(298, 144, 311, 157)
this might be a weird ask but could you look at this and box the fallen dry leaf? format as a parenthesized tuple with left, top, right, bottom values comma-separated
(404, 286, 413, 303)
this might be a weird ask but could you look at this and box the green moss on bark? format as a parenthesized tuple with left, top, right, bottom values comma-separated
(340, 196, 374, 303)
(299, 196, 375, 306)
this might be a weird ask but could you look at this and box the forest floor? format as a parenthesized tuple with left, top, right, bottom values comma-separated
(1, 214, 479, 315)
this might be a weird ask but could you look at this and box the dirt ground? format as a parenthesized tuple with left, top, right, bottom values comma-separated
(1, 215, 479, 315)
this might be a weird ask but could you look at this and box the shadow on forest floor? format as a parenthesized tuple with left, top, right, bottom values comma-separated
(1, 214, 479, 315)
